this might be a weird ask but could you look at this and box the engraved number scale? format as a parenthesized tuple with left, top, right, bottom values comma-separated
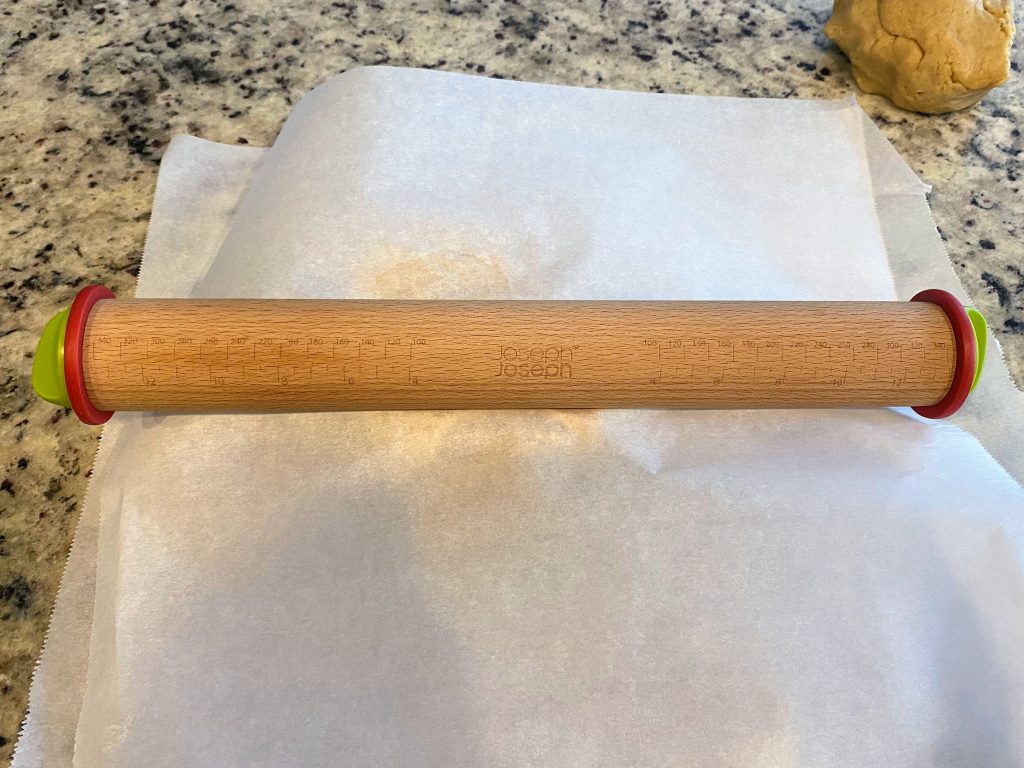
(81, 299, 955, 412)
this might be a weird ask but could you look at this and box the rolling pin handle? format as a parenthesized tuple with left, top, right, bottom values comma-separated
(32, 285, 116, 425)
(909, 289, 985, 419)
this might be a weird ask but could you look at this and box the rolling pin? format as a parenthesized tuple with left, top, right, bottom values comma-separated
(32, 285, 986, 424)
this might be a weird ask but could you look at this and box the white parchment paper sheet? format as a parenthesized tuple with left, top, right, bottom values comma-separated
(15, 68, 1024, 768)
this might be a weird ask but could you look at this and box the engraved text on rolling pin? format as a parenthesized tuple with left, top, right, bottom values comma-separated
(85, 334, 953, 390)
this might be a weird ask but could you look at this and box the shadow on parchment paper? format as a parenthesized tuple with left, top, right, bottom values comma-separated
(928, 562, 1021, 768)
(73, 413, 487, 767)
(74, 399, 1024, 765)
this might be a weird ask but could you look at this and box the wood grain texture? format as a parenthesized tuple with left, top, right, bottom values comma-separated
(81, 299, 955, 412)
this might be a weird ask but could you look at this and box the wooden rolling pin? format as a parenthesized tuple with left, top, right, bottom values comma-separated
(32, 286, 984, 424)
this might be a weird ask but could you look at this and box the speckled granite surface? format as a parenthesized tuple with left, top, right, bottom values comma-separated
(0, 0, 1020, 762)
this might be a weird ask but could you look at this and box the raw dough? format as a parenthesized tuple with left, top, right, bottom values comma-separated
(825, 0, 1016, 113)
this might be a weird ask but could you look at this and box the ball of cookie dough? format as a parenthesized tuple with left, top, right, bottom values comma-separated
(825, 0, 1016, 114)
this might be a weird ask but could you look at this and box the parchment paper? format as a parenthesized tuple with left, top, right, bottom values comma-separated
(15, 67, 1024, 768)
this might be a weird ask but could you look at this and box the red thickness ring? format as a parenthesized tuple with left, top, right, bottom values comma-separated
(64, 285, 116, 425)
(910, 289, 975, 419)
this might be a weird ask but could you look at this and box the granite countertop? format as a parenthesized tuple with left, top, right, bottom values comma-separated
(0, 0, 1021, 762)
